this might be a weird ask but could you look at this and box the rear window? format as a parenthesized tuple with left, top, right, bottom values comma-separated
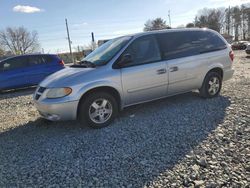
(198, 31, 227, 53)
(156, 31, 227, 60)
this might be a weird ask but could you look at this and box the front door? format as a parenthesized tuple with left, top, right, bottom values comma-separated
(119, 35, 168, 105)
(0, 56, 29, 90)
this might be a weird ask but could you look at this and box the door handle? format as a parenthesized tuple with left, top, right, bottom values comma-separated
(157, 68, 167, 74)
(169, 66, 178, 72)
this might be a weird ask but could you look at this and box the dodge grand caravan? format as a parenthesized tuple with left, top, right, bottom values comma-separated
(33, 28, 234, 128)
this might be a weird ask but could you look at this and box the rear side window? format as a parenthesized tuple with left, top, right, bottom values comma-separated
(1, 56, 29, 71)
(156, 31, 227, 60)
(43, 55, 54, 63)
(157, 31, 200, 60)
(28, 55, 46, 66)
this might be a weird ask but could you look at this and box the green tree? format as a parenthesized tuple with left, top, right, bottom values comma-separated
(144, 18, 171, 31)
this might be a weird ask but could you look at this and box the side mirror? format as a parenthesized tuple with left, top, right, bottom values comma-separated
(116, 53, 132, 68)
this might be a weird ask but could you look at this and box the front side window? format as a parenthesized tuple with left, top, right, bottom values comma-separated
(82, 36, 132, 66)
(1, 57, 29, 71)
(121, 35, 161, 67)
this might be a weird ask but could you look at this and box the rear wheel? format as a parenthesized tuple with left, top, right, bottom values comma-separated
(78, 92, 118, 128)
(199, 72, 222, 98)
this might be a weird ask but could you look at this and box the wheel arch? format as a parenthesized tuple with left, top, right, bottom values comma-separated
(77, 85, 122, 119)
(207, 67, 224, 79)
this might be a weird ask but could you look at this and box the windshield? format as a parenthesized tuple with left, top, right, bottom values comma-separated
(82, 36, 132, 66)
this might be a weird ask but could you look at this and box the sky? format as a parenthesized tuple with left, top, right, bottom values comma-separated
(1, 0, 250, 53)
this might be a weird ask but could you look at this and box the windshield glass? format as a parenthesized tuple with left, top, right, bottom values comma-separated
(82, 36, 132, 66)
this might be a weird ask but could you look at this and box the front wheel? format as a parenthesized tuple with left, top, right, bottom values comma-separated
(199, 72, 222, 98)
(78, 92, 118, 128)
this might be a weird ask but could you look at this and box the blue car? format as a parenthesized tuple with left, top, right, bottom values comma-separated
(0, 54, 65, 91)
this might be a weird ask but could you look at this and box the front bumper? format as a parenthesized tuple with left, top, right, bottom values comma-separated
(223, 69, 234, 82)
(34, 100, 79, 121)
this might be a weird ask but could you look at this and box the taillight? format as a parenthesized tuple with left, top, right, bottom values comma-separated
(229, 51, 234, 62)
(59, 60, 65, 66)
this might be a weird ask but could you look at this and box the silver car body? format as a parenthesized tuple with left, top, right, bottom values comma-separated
(33, 28, 234, 121)
(246, 43, 250, 54)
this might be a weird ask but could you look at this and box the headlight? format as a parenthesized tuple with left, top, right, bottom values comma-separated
(46, 87, 72, 99)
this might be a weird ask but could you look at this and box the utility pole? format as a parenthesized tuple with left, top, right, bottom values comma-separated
(168, 10, 172, 28)
(65, 18, 74, 63)
(91, 32, 95, 51)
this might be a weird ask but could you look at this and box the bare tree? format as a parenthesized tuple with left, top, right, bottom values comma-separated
(244, 6, 250, 39)
(144, 18, 171, 31)
(232, 6, 241, 41)
(195, 8, 225, 32)
(225, 7, 232, 35)
(0, 47, 5, 56)
(241, 5, 248, 40)
(0, 26, 40, 55)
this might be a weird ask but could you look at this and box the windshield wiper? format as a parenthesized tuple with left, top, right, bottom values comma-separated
(71, 60, 96, 68)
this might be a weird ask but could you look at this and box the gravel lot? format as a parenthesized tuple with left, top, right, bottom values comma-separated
(0, 51, 249, 187)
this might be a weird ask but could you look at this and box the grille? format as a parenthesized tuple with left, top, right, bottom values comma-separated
(35, 87, 46, 100)
(38, 87, 46, 93)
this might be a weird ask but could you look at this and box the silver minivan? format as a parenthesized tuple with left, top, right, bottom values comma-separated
(33, 28, 234, 128)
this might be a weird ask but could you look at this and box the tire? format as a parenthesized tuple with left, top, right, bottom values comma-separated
(78, 92, 118, 128)
(199, 72, 222, 98)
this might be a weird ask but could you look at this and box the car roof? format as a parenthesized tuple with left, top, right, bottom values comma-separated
(123, 28, 216, 38)
(0, 54, 57, 62)
(14, 53, 57, 57)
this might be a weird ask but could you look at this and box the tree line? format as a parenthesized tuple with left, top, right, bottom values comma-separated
(195, 4, 250, 41)
(144, 3, 250, 41)
(0, 3, 250, 56)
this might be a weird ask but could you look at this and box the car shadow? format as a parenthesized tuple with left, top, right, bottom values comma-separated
(0, 92, 231, 187)
(0, 87, 36, 100)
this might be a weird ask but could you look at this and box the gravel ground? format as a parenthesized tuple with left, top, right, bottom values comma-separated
(0, 51, 249, 187)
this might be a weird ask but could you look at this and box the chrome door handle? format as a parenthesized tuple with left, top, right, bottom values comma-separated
(170, 66, 178, 72)
(157, 68, 167, 74)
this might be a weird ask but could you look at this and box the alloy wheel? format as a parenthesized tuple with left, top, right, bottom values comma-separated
(88, 98, 113, 124)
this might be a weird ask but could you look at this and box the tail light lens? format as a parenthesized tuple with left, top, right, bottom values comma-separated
(229, 51, 234, 62)
(58, 60, 65, 66)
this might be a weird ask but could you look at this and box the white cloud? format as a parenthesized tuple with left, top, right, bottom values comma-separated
(13, 5, 43, 13)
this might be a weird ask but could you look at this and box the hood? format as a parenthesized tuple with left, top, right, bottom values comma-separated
(40, 67, 95, 87)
